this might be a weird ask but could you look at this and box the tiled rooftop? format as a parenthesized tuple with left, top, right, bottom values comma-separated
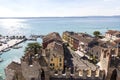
(7, 61, 21, 71)
(63, 31, 94, 44)
(47, 41, 64, 56)
(106, 30, 120, 35)
(43, 32, 62, 43)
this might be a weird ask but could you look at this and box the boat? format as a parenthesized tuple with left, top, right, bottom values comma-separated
(27, 38, 37, 41)
(2, 48, 11, 52)
(12, 45, 23, 49)
(0, 52, 2, 55)
(0, 74, 3, 80)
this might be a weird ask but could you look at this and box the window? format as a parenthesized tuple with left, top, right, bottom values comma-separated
(96, 52, 98, 56)
(59, 57, 62, 62)
(51, 58, 53, 61)
(31, 78, 35, 80)
(104, 53, 106, 58)
(53, 63, 54, 66)
(50, 63, 52, 66)
(107, 53, 109, 56)
(59, 63, 62, 66)
(50, 63, 54, 66)
(92, 50, 93, 53)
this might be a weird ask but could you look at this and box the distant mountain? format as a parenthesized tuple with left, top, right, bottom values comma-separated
(0, 15, 120, 19)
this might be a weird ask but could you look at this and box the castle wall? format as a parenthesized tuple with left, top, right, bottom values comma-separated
(21, 60, 41, 80)
(5, 68, 15, 80)
(50, 69, 105, 80)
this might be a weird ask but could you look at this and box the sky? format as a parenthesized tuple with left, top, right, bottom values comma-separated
(0, 0, 120, 17)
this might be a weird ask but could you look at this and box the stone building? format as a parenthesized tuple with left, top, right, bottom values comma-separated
(62, 31, 95, 50)
(46, 41, 64, 70)
(62, 31, 80, 49)
(105, 30, 120, 41)
(5, 62, 25, 80)
(42, 32, 62, 49)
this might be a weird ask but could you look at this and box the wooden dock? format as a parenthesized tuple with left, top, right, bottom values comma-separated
(0, 39, 26, 52)
(27, 34, 44, 41)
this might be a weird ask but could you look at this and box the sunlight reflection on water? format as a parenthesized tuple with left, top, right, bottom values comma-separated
(0, 19, 29, 36)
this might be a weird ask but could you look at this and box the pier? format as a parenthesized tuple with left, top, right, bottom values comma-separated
(0, 39, 26, 52)
(27, 34, 44, 41)
(30, 34, 44, 38)
(0, 34, 44, 53)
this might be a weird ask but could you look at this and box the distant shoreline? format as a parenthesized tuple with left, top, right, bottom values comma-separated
(0, 16, 120, 19)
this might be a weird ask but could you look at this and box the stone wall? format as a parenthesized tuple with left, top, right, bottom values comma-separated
(50, 69, 105, 80)
(5, 68, 15, 80)
(21, 60, 41, 80)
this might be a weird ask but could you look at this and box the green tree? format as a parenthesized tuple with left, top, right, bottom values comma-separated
(25, 42, 42, 54)
(93, 31, 101, 37)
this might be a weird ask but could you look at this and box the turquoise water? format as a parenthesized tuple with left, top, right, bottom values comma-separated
(0, 17, 120, 79)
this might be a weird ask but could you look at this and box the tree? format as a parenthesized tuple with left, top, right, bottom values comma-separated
(93, 31, 101, 37)
(25, 42, 42, 54)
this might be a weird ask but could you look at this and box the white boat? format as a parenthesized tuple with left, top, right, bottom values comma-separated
(2, 48, 11, 52)
(13, 45, 23, 49)
(0, 74, 3, 80)
(0, 52, 2, 55)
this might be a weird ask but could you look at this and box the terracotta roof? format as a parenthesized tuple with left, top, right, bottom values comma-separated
(43, 32, 62, 43)
(88, 46, 102, 58)
(98, 39, 118, 48)
(78, 37, 94, 44)
(47, 41, 64, 56)
(63, 31, 75, 36)
(7, 61, 21, 71)
(63, 31, 93, 43)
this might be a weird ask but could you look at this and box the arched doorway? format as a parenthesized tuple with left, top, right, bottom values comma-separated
(110, 69, 117, 80)
(41, 69, 45, 80)
(31, 78, 35, 80)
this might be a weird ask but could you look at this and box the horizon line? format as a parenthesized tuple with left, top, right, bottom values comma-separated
(0, 15, 120, 18)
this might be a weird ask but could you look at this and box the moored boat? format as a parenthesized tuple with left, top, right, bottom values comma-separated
(12, 45, 23, 49)
(0, 74, 3, 80)
(2, 48, 11, 52)
(0, 52, 3, 55)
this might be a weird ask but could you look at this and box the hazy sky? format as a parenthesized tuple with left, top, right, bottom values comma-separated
(0, 0, 120, 17)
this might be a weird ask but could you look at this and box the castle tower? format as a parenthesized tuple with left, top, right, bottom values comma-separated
(98, 48, 111, 79)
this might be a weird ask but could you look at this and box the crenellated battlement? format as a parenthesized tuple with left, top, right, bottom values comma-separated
(50, 68, 105, 79)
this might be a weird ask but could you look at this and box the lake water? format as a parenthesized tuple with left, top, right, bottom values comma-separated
(0, 17, 120, 79)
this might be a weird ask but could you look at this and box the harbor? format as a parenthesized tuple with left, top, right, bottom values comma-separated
(0, 34, 43, 56)
(0, 36, 27, 64)
(0, 34, 52, 80)
(0, 39, 27, 52)
(0, 34, 41, 79)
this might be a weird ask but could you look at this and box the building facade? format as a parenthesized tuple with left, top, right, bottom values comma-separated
(105, 30, 120, 41)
